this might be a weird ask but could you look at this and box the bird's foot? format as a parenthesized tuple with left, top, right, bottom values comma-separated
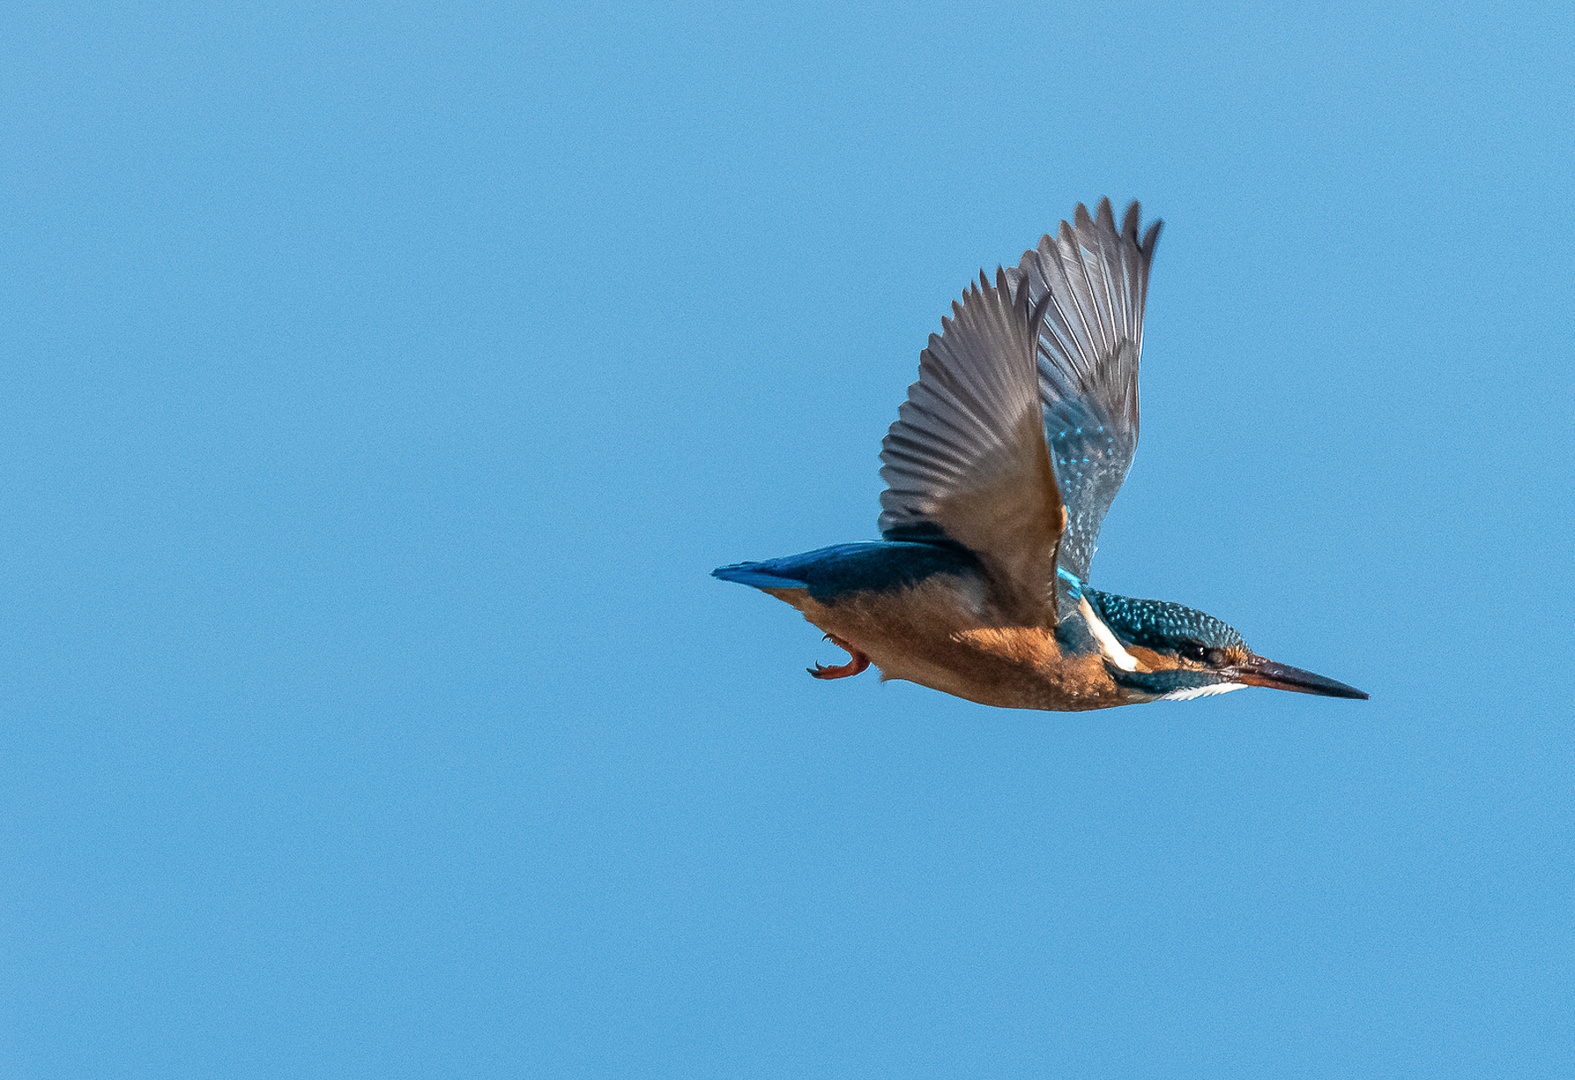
(808, 633, 871, 680)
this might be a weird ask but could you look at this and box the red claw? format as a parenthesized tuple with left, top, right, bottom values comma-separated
(807, 633, 871, 680)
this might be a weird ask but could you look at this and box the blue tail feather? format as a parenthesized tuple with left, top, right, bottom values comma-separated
(711, 562, 809, 590)
(712, 541, 980, 601)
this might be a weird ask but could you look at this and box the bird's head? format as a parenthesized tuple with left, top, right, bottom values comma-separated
(1084, 589, 1369, 701)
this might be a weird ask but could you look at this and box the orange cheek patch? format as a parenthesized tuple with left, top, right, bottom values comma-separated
(1123, 645, 1172, 672)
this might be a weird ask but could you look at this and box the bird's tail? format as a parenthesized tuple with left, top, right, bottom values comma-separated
(711, 560, 808, 591)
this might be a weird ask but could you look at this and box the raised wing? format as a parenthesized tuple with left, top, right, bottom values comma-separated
(1008, 200, 1161, 605)
(878, 268, 1063, 626)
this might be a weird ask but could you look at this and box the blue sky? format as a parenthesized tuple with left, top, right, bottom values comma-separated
(2, 1, 1572, 1077)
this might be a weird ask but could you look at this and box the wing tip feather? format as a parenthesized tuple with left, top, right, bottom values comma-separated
(1141, 219, 1163, 258)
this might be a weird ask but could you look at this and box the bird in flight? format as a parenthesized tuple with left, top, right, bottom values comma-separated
(715, 200, 1367, 710)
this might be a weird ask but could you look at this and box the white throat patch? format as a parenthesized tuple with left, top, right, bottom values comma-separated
(1077, 596, 1141, 672)
(1159, 682, 1248, 701)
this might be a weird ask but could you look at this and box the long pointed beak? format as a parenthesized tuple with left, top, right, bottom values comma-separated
(1226, 657, 1369, 700)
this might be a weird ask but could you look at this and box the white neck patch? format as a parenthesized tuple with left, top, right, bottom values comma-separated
(1077, 596, 1141, 672)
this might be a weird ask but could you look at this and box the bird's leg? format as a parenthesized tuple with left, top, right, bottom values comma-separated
(808, 633, 871, 680)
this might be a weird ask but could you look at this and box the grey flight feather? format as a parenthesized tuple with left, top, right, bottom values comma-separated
(1007, 199, 1161, 614)
(879, 267, 1064, 625)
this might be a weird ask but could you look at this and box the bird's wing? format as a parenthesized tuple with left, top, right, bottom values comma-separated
(1008, 200, 1161, 613)
(879, 268, 1064, 626)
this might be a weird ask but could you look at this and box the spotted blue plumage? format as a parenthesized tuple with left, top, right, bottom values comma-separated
(1085, 590, 1246, 653)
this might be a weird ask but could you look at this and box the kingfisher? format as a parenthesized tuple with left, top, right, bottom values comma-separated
(714, 200, 1367, 710)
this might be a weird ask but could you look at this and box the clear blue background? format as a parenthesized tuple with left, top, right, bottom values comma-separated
(1, 2, 1571, 1077)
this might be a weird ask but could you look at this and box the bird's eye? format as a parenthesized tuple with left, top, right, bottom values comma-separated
(1178, 641, 1207, 663)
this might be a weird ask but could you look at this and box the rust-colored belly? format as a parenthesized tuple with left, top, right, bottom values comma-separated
(764, 580, 1142, 712)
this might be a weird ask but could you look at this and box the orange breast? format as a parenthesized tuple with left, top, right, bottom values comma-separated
(763, 579, 1143, 711)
